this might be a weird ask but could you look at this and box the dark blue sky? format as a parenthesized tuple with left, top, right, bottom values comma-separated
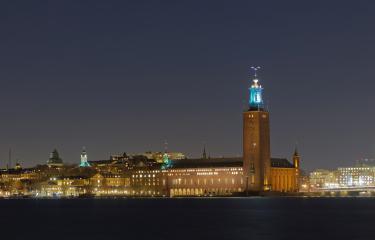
(1, 0, 375, 171)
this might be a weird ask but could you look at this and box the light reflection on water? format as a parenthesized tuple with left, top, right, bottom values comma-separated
(0, 197, 374, 240)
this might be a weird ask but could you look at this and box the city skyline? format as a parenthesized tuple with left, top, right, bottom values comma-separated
(1, 1, 375, 171)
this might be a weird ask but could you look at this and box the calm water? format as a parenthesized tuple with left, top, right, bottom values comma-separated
(0, 197, 374, 240)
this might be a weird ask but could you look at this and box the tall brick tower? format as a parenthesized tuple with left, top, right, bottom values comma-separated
(243, 67, 271, 192)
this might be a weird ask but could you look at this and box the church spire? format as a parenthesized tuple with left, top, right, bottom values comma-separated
(292, 144, 300, 169)
(202, 144, 207, 159)
(294, 144, 299, 156)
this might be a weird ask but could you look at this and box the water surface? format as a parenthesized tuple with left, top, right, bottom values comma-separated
(0, 197, 373, 240)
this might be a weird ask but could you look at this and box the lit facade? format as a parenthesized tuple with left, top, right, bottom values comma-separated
(270, 158, 299, 192)
(90, 173, 131, 196)
(309, 166, 375, 191)
(167, 164, 244, 197)
(309, 169, 339, 189)
(338, 167, 375, 187)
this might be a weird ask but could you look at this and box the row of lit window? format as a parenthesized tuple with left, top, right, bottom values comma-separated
(171, 178, 241, 185)
(135, 170, 161, 174)
(169, 168, 242, 173)
(132, 174, 156, 178)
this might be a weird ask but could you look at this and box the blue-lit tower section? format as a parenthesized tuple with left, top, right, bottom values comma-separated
(161, 153, 172, 169)
(80, 148, 91, 167)
(249, 78, 264, 110)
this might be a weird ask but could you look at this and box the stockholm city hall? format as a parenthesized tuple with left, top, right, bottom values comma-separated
(0, 70, 300, 197)
(242, 68, 299, 193)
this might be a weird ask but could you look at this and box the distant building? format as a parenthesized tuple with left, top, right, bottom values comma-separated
(356, 158, 375, 167)
(15, 163, 22, 170)
(47, 149, 64, 167)
(138, 152, 186, 163)
(90, 173, 131, 196)
(309, 165, 375, 190)
(309, 169, 339, 189)
(338, 167, 375, 187)
(39, 176, 89, 197)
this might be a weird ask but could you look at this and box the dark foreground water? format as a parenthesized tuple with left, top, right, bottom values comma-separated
(0, 197, 374, 240)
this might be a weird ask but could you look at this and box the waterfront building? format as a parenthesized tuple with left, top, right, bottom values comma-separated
(39, 182, 63, 197)
(0, 69, 301, 197)
(130, 169, 166, 196)
(38, 176, 89, 197)
(310, 165, 375, 191)
(167, 158, 244, 196)
(309, 169, 339, 189)
(90, 173, 131, 196)
(270, 158, 299, 192)
(124, 155, 299, 197)
(115, 68, 303, 196)
(338, 167, 375, 187)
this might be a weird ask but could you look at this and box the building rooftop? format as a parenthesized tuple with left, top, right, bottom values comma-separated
(170, 157, 295, 169)
(271, 158, 295, 168)
(171, 157, 243, 169)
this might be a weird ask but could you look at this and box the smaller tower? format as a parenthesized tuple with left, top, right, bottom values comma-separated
(292, 145, 300, 191)
(161, 140, 172, 169)
(161, 152, 172, 169)
(293, 146, 300, 169)
(80, 147, 91, 167)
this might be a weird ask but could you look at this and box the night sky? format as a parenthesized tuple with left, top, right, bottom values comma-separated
(1, 1, 375, 171)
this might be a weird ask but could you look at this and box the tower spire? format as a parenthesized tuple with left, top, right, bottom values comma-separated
(202, 144, 207, 159)
(294, 143, 299, 156)
(292, 144, 300, 169)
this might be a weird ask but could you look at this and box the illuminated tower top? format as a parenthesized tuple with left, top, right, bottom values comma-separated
(79, 147, 91, 167)
(248, 66, 264, 111)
